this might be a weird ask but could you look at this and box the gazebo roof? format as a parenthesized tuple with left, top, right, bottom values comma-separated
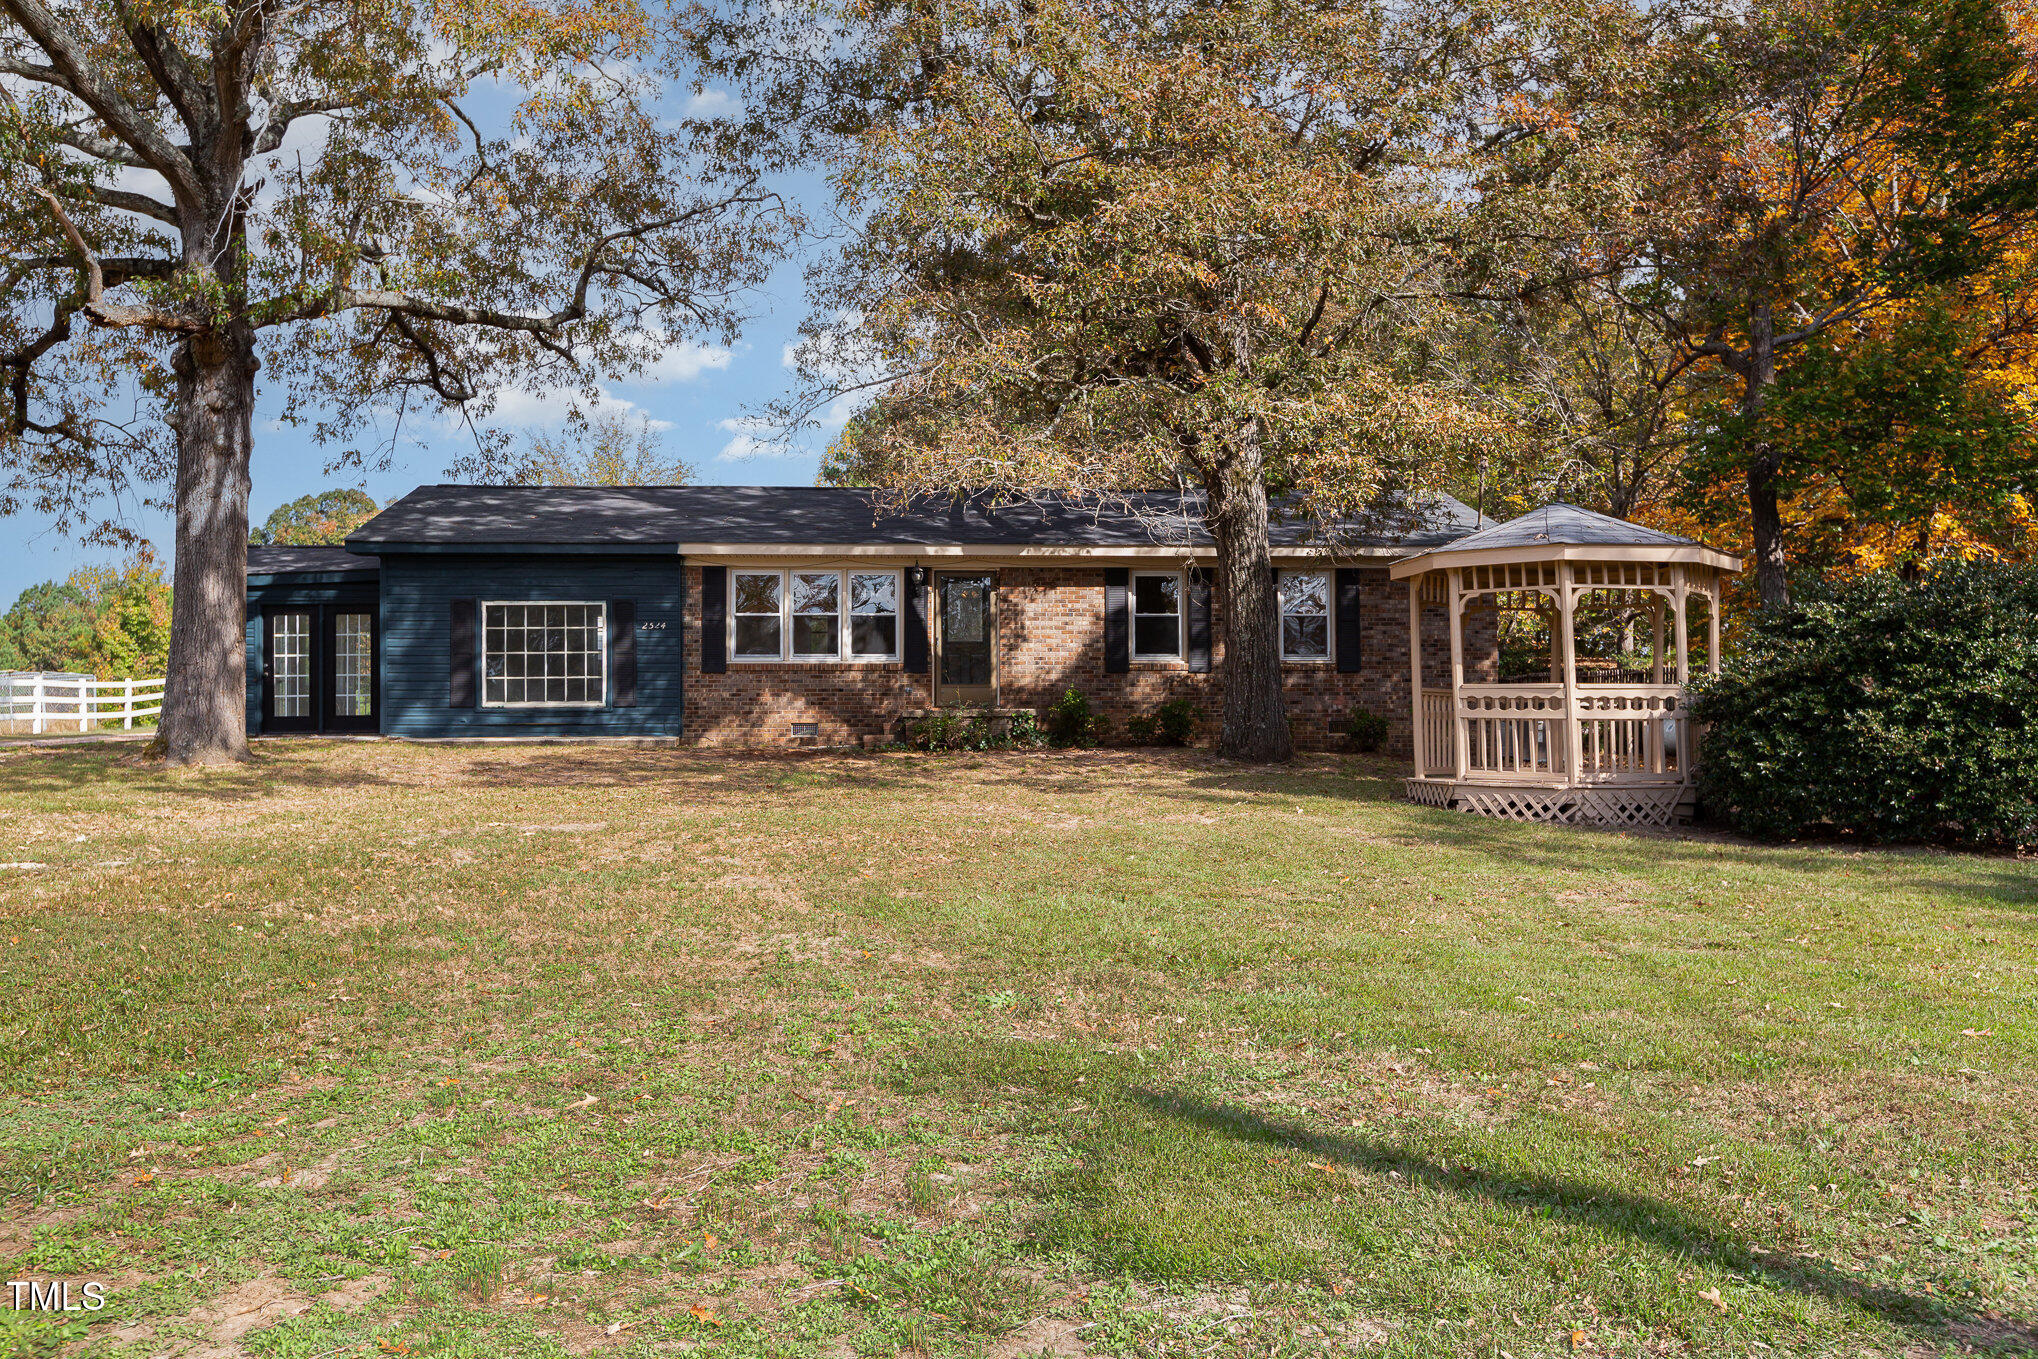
(1390, 502, 1741, 577)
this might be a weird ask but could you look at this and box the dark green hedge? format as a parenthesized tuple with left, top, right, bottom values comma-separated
(1691, 562, 2038, 849)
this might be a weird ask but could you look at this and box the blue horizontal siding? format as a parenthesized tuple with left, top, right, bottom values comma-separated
(379, 553, 684, 737)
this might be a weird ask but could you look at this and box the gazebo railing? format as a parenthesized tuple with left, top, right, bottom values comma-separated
(1421, 682, 1689, 786)
(1418, 688, 1455, 774)
(1575, 686, 1684, 781)
(1461, 685, 1564, 778)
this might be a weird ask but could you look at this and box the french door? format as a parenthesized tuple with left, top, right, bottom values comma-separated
(263, 606, 378, 734)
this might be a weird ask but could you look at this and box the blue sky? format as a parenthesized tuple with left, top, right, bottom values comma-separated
(0, 248, 831, 607)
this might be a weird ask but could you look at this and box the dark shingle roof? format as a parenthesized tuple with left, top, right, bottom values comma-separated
(247, 546, 380, 576)
(347, 485, 1483, 551)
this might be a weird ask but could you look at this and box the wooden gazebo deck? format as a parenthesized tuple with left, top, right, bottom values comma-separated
(1390, 505, 1741, 827)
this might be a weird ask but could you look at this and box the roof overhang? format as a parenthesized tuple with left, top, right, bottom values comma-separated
(676, 542, 1418, 560)
(246, 570, 379, 586)
(347, 541, 681, 555)
(1389, 542, 1744, 580)
(345, 540, 1431, 561)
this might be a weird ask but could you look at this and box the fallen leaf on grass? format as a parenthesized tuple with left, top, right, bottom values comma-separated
(689, 1303, 722, 1326)
(1697, 1286, 1726, 1311)
(1568, 1328, 1588, 1351)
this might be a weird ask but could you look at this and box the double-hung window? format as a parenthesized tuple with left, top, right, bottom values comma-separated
(730, 568, 902, 662)
(790, 571, 841, 658)
(849, 572, 899, 657)
(1278, 571, 1330, 660)
(1131, 572, 1183, 660)
(733, 572, 784, 659)
(483, 602, 606, 706)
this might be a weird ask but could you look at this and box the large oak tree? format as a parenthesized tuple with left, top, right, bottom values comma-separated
(2, 0, 784, 762)
(718, 0, 1634, 760)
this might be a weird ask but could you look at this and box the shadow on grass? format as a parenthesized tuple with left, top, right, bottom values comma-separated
(0, 742, 404, 801)
(1131, 1086, 2033, 1349)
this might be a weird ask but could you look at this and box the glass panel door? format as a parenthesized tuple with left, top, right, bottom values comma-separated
(264, 610, 316, 731)
(329, 611, 376, 728)
(934, 573, 995, 705)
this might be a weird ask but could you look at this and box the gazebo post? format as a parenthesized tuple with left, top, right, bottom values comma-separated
(1651, 600, 1665, 684)
(1447, 568, 1468, 779)
(1409, 574, 1425, 780)
(1673, 568, 1690, 686)
(1707, 576, 1722, 676)
(1558, 561, 1581, 782)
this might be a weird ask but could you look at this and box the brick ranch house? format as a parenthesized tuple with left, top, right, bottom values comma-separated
(243, 485, 1500, 751)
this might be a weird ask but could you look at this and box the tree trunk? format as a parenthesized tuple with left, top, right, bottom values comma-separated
(1741, 301, 1790, 609)
(1204, 439, 1292, 763)
(158, 327, 257, 764)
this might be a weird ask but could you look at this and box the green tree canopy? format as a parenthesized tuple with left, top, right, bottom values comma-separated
(0, 548, 170, 676)
(1608, 0, 2038, 606)
(250, 489, 380, 546)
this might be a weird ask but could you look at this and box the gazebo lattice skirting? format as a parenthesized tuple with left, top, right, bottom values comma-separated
(1390, 504, 1742, 827)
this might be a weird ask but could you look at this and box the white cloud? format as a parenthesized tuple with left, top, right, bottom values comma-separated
(685, 88, 740, 117)
(625, 341, 734, 386)
(486, 387, 674, 433)
(715, 415, 794, 462)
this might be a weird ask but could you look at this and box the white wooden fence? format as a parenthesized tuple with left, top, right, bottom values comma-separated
(0, 671, 165, 734)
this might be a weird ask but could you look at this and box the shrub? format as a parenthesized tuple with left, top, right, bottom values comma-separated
(904, 710, 965, 751)
(1345, 708, 1389, 753)
(1124, 698, 1197, 746)
(1153, 697, 1197, 745)
(906, 708, 1015, 752)
(1691, 562, 2038, 849)
(1006, 711, 1047, 748)
(1044, 688, 1109, 747)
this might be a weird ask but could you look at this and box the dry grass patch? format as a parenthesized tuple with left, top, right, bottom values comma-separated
(0, 741, 2032, 1357)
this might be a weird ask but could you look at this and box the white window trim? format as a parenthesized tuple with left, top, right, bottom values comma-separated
(480, 600, 608, 708)
(1278, 570, 1333, 663)
(726, 568, 904, 664)
(730, 570, 786, 661)
(1130, 570, 1186, 662)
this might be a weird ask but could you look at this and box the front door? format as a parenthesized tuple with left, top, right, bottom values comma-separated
(262, 605, 379, 734)
(933, 572, 996, 706)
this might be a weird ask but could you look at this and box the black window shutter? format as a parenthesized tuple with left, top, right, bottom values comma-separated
(609, 599, 637, 707)
(1104, 568, 1130, 674)
(903, 567, 930, 674)
(700, 566, 727, 674)
(1335, 568, 1364, 674)
(448, 598, 476, 707)
(1186, 566, 1212, 673)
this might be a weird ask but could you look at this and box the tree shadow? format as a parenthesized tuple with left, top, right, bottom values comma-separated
(0, 741, 404, 801)
(1128, 1086, 2035, 1350)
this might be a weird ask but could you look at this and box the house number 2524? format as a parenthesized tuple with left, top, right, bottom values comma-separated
(637, 621, 666, 630)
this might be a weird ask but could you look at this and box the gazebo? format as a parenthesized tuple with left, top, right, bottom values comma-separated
(1390, 504, 1742, 827)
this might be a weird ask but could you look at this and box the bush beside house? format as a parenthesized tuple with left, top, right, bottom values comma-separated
(1692, 563, 2038, 849)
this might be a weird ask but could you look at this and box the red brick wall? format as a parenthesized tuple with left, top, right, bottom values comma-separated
(680, 564, 1496, 753)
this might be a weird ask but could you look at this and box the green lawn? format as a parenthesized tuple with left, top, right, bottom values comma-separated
(0, 741, 2032, 1358)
